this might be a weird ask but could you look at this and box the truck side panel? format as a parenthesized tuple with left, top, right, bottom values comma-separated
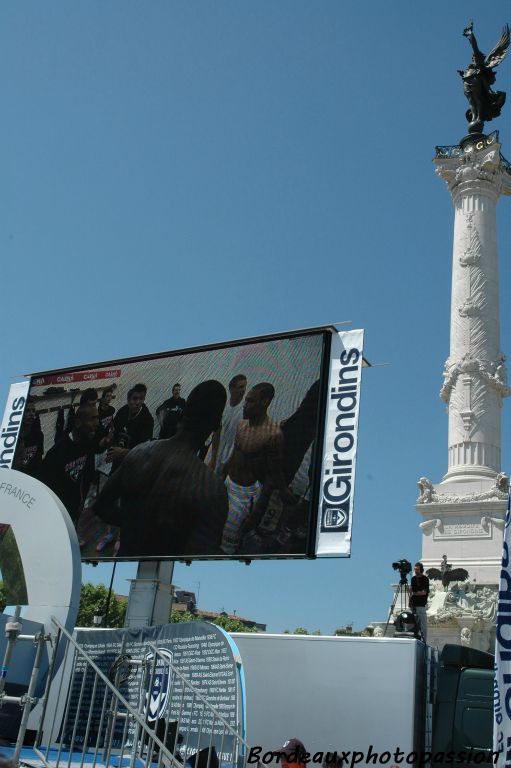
(432, 644, 494, 765)
(232, 634, 427, 763)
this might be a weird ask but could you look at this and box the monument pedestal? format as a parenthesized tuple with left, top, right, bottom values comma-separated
(415, 475, 505, 651)
(416, 475, 507, 585)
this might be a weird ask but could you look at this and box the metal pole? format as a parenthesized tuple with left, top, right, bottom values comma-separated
(104, 560, 117, 627)
(0, 606, 22, 701)
(13, 631, 47, 764)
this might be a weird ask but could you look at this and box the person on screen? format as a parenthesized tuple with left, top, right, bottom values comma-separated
(13, 396, 44, 476)
(93, 386, 116, 450)
(208, 373, 247, 473)
(81, 388, 99, 406)
(280, 380, 320, 482)
(65, 388, 99, 436)
(107, 383, 154, 466)
(220, 383, 297, 555)
(97, 386, 116, 433)
(92, 386, 118, 552)
(55, 387, 99, 444)
(38, 403, 98, 525)
(93, 380, 228, 557)
(241, 380, 321, 540)
(156, 383, 187, 439)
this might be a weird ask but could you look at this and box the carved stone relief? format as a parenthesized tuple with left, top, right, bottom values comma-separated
(435, 143, 511, 197)
(427, 582, 498, 624)
(458, 215, 482, 266)
(417, 473, 509, 504)
(440, 353, 510, 402)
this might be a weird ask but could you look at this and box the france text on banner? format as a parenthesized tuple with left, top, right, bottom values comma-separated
(0, 382, 30, 469)
(315, 328, 364, 557)
(494, 489, 511, 767)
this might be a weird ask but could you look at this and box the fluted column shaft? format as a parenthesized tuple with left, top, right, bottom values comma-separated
(435, 138, 511, 482)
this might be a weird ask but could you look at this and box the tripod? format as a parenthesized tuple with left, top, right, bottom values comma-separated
(384, 576, 411, 637)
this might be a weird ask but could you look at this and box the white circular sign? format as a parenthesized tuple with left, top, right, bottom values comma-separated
(0, 467, 81, 633)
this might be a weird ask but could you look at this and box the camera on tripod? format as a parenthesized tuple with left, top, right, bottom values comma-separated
(383, 558, 423, 640)
(392, 558, 412, 584)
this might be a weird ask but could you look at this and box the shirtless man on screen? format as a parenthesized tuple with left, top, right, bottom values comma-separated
(94, 380, 228, 558)
(220, 382, 296, 554)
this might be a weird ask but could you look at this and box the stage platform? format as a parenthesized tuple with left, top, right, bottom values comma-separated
(1, 745, 169, 768)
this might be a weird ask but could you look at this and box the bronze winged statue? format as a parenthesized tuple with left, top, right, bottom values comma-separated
(427, 555, 469, 590)
(458, 21, 510, 134)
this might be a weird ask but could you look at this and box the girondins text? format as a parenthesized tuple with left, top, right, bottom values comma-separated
(0, 396, 25, 468)
(321, 346, 361, 531)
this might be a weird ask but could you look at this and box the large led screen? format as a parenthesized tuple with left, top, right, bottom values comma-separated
(13, 330, 332, 561)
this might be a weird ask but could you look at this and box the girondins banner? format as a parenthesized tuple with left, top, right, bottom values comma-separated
(494, 491, 511, 767)
(316, 329, 364, 557)
(0, 382, 30, 469)
(62, 622, 241, 763)
(3, 326, 364, 561)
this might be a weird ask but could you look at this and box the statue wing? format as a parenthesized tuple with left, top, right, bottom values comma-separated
(445, 568, 469, 584)
(426, 568, 442, 580)
(485, 24, 510, 69)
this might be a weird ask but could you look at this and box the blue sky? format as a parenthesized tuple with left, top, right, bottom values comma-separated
(1, 2, 510, 634)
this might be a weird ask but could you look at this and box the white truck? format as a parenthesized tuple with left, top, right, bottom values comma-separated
(231, 633, 494, 767)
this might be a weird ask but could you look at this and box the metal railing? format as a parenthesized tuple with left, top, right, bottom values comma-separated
(0, 606, 49, 766)
(31, 617, 252, 768)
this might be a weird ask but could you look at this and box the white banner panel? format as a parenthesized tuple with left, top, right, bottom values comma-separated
(494, 490, 511, 767)
(0, 467, 81, 633)
(315, 328, 364, 557)
(0, 381, 30, 469)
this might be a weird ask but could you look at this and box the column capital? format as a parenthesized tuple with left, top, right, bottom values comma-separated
(434, 135, 511, 201)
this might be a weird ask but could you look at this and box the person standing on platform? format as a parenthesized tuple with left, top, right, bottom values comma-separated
(410, 561, 429, 642)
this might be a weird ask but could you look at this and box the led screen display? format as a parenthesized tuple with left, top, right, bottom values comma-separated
(14, 330, 330, 561)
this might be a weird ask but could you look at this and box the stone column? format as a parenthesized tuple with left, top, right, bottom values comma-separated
(415, 136, 510, 609)
(434, 135, 511, 483)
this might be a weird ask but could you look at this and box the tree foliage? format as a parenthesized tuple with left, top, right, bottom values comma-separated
(211, 613, 258, 633)
(77, 586, 259, 632)
(170, 609, 258, 633)
(170, 609, 198, 624)
(77, 583, 126, 628)
(0, 529, 28, 605)
(334, 626, 372, 637)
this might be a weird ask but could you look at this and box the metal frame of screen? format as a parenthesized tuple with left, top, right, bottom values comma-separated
(17, 327, 335, 563)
